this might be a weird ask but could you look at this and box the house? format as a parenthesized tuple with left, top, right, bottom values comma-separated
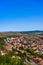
(6, 43, 12, 51)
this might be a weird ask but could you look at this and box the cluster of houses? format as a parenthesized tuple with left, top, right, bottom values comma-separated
(0, 35, 43, 65)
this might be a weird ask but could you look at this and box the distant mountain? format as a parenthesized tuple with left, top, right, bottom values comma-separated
(0, 30, 43, 37)
(18, 30, 43, 34)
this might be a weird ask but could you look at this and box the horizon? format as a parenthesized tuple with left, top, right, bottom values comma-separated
(0, 0, 43, 31)
(0, 30, 43, 33)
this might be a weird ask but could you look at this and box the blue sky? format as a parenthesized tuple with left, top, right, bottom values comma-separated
(0, 0, 43, 31)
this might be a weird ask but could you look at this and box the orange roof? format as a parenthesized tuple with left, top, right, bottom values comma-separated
(38, 58, 42, 61)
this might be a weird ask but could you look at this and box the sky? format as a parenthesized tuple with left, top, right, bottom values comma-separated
(0, 0, 43, 31)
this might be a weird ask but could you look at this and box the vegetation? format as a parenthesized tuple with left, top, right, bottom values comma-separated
(0, 53, 26, 65)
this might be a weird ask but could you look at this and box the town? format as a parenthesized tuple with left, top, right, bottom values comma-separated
(0, 32, 43, 65)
